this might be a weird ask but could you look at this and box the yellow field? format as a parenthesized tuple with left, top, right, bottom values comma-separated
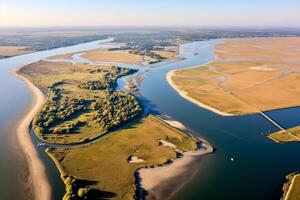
(287, 175, 300, 200)
(170, 37, 300, 115)
(48, 53, 73, 59)
(152, 49, 177, 59)
(81, 49, 144, 64)
(47, 115, 197, 200)
(0, 45, 32, 57)
(281, 174, 300, 200)
(269, 127, 300, 142)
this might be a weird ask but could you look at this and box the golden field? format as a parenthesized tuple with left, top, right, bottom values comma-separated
(0, 45, 32, 57)
(47, 115, 197, 200)
(169, 37, 300, 115)
(81, 49, 144, 64)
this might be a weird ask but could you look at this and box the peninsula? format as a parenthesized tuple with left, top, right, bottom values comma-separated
(18, 48, 212, 200)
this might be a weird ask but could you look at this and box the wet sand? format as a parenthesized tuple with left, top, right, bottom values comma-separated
(139, 116, 214, 200)
(14, 69, 51, 200)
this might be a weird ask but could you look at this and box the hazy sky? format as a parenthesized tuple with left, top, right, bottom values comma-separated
(1, 0, 300, 27)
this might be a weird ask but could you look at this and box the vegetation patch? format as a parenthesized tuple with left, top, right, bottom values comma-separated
(20, 60, 141, 144)
(47, 115, 197, 200)
(281, 173, 300, 200)
(269, 128, 300, 143)
(170, 38, 300, 115)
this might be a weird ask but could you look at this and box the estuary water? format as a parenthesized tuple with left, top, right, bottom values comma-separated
(0, 38, 299, 200)
(140, 40, 300, 200)
(0, 38, 114, 200)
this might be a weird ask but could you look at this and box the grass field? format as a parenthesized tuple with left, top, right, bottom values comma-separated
(152, 48, 178, 59)
(287, 175, 300, 200)
(81, 49, 144, 64)
(170, 37, 300, 115)
(282, 174, 300, 200)
(47, 115, 197, 200)
(269, 127, 300, 142)
(20, 60, 141, 144)
(0, 45, 32, 58)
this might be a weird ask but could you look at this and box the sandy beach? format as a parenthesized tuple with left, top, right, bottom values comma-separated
(139, 117, 214, 200)
(166, 69, 235, 116)
(14, 69, 51, 200)
(139, 143, 213, 200)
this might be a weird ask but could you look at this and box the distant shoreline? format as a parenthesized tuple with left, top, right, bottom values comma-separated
(13, 69, 52, 200)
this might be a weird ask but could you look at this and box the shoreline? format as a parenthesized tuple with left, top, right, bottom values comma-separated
(10, 43, 214, 200)
(13, 69, 52, 200)
(166, 69, 235, 117)
(284, 174, 300, 200)
(138, 116, 214, 200)
(166, 65, 300, 118)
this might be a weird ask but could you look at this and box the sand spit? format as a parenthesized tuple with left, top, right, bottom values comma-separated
(138, 116, 214, 200)
(14, 69, 51, 200)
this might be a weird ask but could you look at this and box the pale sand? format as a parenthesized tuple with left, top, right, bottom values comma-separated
(166, 69, 235, 116)
(139, 116, 214, 200)
(128, 156, 145, 164)
(139, 142, 213, 200)
(13, 69, 51, 200)
(158, 140, 177, 149)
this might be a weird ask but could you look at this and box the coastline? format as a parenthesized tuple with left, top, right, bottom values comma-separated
(284, 174, 300, 200)
(138, 116, 214, 200)
(166, 69, 235, 117)
(9, 42, 215, 200)
(13, 69, 52, 200)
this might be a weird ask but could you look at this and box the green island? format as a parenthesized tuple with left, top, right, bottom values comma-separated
(19, 59, 199, 200)
(20, 61, 141, 144)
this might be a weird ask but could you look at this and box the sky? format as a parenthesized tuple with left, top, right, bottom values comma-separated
(1, 0, 300, 27)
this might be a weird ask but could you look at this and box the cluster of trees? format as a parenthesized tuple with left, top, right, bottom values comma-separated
(78, 79, 114, 90)
(62, 175, 90, 200)
(129, 49, 164, 60)
(80, 66, 137, 91)
(32, 66, 141, 139)
(32, 86, 86, 135)
(89, 66, 137, 78)
(91, 91, 142, 131)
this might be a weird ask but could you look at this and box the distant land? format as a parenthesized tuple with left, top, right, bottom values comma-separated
(1, 27, 300, 58)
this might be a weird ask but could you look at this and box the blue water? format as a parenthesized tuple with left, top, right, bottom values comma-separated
(140, 40, 300, 200)
(0, 38, 299, 200)
(0, 38, 116, 200)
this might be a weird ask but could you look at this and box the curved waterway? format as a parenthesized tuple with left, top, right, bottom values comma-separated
(0, 38, 116, 200)
(140, 40, 300, 200)
(0, 38, 300, 200)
